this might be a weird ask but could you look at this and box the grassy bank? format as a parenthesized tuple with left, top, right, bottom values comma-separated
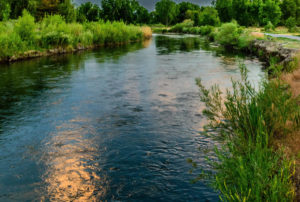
(195, 64, 300, 201)
(0, 11, 152, 62)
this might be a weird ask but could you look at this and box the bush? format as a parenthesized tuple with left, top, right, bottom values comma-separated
(14, 10, 36, 43)
(199, 25, 214, 36)
(285, 17, 297, 32)
(264, 21, 275, 32)
(0, 32, 24, 58)
(216, 22, 242, 48)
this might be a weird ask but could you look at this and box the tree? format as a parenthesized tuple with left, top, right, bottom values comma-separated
(155, 0, 178, 25)
(198, 7, 220, 26)
(214, 0, 233, 22)
(281, 0, 297, 20)
(285, 17, 297, 31)
(59, 0, 76, 22)
(0, 2, 11, 21)
(177, 2, 200, 23)
(259, 0, 282, 26)
(135, 5, 150, 24)
(101, 0, 148, 24)
(77, 2, 101, 22)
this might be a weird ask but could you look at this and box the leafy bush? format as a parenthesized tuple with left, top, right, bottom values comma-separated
(216, 22, 242, 48)
(0, 32, 24, 58)
(285, 17, 297, 32)
(264, 21, 275, 31)
(14, 10, 36, 43)
(199, 25, 214, 36)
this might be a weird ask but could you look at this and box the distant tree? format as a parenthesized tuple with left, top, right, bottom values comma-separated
(135, 5, 150, 24)
(0, 2, 11, 21)
(77, 2, 101, 22)
(232, 0, 251, 26)
(177, 2, 200, 23)
(101, 0, 148, 24)
(59, 0, 76, 22)
(198, 7, 220, 26)
(259, 0, 282, 26)
(281, 0, 298, 22)
(285, 16, 297, 31)
(7, 0, 38, 19)
(214, 0, 233, 22)
(155, 0, 178, 25)
(149, 11, 158, 24)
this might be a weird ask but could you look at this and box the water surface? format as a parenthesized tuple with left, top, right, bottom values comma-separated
(0, 35, 264, 201)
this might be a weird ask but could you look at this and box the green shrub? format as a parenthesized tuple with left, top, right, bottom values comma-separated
(264, 21, 275, 32)
(14, 10, 36, 43)
(199, 25, 214, 36)
(285, 17, 297, 32)
(216, 22, 242, 48)
(0, 32, 24, 58)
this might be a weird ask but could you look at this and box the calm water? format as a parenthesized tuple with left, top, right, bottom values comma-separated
(0, 35, 264, 201)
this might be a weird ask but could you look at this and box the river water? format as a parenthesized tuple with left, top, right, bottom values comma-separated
(0, 35, 264, 201)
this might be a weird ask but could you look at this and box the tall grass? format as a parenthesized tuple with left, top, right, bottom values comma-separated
(0, 11, 151, 61)
(195, 64, 299, 201)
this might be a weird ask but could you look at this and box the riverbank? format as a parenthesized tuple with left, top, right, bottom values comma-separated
(0, 12, 152, 63)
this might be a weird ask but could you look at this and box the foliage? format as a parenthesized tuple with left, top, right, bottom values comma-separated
(177, 1, 200, 23)
(155, 0, 178, 25)
(195, 64, 299, 201)
(14, 10, 36, 42)
(197, 7, 220, 26)
(264, 21, 275, 31)
(280, 0, 299, 24)
(0, 13, 149, 60)
(285, 17, 297, 32)
(101, 0, 149, 24)
(77, 2, 101, 22)
(58, 0, 76, 22)
(169, 19, 194, 32)
(0, 2, 11, 21)
(214, 0, 283, 26)
(216, 22, 242, 48)
(259, 0, 282, 26)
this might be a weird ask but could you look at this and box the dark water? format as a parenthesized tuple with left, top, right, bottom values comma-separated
(0, 35, 264, 201)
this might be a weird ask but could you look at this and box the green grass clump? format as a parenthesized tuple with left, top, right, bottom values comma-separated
(0, 11, 148, 61)
(195, 64, 299, 201)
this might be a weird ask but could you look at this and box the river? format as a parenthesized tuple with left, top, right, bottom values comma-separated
(0, 34, 264, 201)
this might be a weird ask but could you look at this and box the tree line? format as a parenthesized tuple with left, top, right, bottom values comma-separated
(0, 0, 299, 27)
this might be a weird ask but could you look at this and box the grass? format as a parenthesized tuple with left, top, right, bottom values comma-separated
(194, 64, 300, 201)
(0, 11, 152, 61)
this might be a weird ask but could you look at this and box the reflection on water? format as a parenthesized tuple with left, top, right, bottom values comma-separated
(43, 117, 106, 201)
(0, 35, 264, 201)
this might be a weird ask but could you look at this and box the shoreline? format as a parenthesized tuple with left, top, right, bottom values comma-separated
(0, 38, 152, 64)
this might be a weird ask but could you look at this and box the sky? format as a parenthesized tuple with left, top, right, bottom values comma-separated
(74, 0, 212, 11)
